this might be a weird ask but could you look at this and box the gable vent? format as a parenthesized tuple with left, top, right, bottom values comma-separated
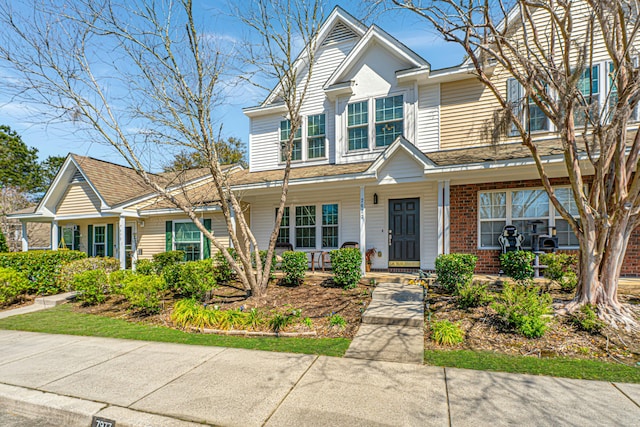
(70, 170, 86, 183)
(322, 22, 358, 46)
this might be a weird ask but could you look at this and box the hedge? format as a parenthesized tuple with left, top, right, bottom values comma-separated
(0, 250, 87, 295)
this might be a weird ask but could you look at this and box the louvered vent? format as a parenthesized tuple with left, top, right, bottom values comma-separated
(71, 170, 86, 183)
(321, 22, 358, 46)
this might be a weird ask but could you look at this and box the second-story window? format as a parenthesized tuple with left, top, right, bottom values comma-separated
(348, 101, 368, 151)
(307, 114, 326, 159)
(375, 95, 403, 147)
(575, 65, 600, 127)
(280, 120, 302, 162)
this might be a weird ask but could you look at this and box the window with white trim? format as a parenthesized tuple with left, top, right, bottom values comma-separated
(574, 65, 600, 127)
(478, 188, 578, 249)
(506, 78, 550, 134)
(278, 203, 340, 250)
(280, 120, 302, 162)
(322, 204, 339, 248)
(307, 114, 326, 159)
(375, 95, 403, 147)
(295, 205, 316, 248)
(94, 225, 106, 257)
(347, 101, 368, 151)
(275, 207, 290, 244)
(174, 222, 201, 261)
(607, 60, 639, 123)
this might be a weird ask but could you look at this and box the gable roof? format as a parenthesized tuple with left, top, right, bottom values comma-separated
(366, 136, 436, 174)
(324, 25, 430, 89)
(259, 6, 367, 107)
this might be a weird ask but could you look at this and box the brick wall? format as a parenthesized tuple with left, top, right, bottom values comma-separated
(449, 177, 640, 276)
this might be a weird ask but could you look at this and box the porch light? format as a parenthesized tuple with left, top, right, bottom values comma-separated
(373, 193, 378, 205)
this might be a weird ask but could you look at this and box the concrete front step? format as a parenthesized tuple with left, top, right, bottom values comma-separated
(362, 299, 424, 327)
(34, 292, 77, 307)
(370, 282, 423, 303)
(344, 324, 424, 364)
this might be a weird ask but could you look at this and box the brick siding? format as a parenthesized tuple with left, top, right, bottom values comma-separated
(449, 178, 640, 276)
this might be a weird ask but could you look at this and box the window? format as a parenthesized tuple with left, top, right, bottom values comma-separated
(607, 60, 639, 123)
(575, 65, 600, 126)
(280, 120, 302, 162)
(478, 188, 578, 249)
(348, 101, 368, 151)
(307, 114, 326, 159)
(276, 207, 290, 244)
(528, 93, 549, 132)
(295, 205, 316, 248)
(375, 95, 403, 147)
(554, 188, 579, 247)
(479, 192, 506, 248)
(511, 189, 549, 248)
(507, 78, 550, 134)
(278, 204, 340, 249)
(174, 222, 201, 261)
(61, 226, 74, 250)
(322, 204, 339, 248)
(94, 225, 106, 257)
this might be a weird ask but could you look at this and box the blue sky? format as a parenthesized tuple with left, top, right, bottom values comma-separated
(0, 1, 464, 167)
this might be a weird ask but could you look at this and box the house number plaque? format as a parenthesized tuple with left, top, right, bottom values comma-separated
(91, 416, 116, 427)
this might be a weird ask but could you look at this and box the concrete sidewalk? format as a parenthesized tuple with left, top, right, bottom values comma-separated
(0, 331, 638, 426)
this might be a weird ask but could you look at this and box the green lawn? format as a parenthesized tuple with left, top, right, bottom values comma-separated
(425, 349, 640, 383)
(0, 304, 350, 357)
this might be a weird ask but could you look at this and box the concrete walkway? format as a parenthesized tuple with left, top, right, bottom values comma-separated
(0, 331, 638, 426)
(0, 292, 76, 320)
(345, 282, 424, 364)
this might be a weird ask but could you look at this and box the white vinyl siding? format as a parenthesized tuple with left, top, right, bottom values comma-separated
(416, 84, 440, 152)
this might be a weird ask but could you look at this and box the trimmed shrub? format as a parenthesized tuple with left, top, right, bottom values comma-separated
(569, 304, 605, 334)
(456, 281, 492, 309)
(0, 250, 86, 295)
(71, 269, 110, 305)
(280, 251, 307, 286)
(431, 320, 465, 345)
(492, 283, 553, 338)
(134, 259, 156, 275)
(500, 250, 535, 284)
(0, 229, 8, 253)
(152, 250, 185, 273)
(121, 274, 165, 314)
(435, 253, 477, 293)
(0, 267, 30, 305)
(163, 259, 217, 300)
(108, 269, 134, 293)
(57, 257, 120, 290)
(213, 248, 237, 283)
(330, 247, 362, 289)
(540, 253, 578, 292)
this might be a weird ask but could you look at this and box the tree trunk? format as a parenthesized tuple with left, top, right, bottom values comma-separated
(570, 215, 638, 330)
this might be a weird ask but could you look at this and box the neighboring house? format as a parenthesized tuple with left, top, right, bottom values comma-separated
(9, 155, 233, 269)
(9, 5, 640, 275)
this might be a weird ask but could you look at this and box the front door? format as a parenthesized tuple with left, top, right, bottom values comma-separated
(388, 198, 420, 267)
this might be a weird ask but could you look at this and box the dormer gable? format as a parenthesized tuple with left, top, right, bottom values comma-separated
(323, 25, 430, 97)
(257, 6, 367, 109)
(366, 136, 435, 184)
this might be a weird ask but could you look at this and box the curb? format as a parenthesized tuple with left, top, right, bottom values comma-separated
(0, 383, 207, 427)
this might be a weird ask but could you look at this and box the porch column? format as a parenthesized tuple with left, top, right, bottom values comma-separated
(21, 222, 28, 252)
(229, 207, 236, 248)
(51, 220, 59, 251)
(359, 185, 366, 275)
(118, 216, 126, 269)
(437, 180, 450, 255)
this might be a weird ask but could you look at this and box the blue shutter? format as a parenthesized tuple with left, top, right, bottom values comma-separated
(87, 225, 93, 257)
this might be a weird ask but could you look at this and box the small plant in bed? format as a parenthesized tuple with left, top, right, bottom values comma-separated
(430, 320, 464, 345)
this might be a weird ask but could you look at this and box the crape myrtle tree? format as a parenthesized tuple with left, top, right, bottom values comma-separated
(0, 0, 323, 297)
(391, 0, 640, 328)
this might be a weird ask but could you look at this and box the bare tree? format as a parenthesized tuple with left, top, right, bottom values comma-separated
(391, 0, 640, 328)
(0, 0, 322, 297)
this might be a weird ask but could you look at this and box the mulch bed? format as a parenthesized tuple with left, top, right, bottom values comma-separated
(425, 283, 640, 365)
(72, 276, 374, 338)
(0, 294, 37, 312)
